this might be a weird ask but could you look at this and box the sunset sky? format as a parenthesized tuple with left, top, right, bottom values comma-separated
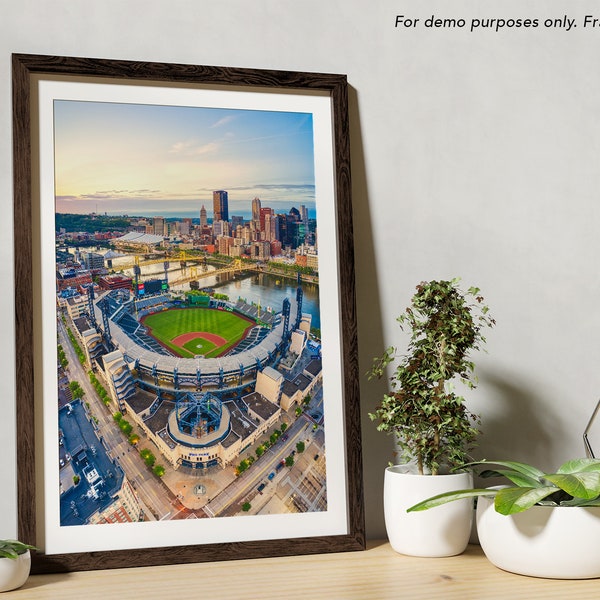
(53, 100, 316, 217)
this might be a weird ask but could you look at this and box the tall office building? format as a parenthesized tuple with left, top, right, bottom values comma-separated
(259, 207, 274, 233)
(153, 216, 165, 236)
(300, 205, 309, 225)
(264, 213, 278, 242)
(213, 190, 229, 222)
(213, 220, 230, 237)
(231, 215, 244, 230)
(252, 196, 261, 223)
(200, 205, 207, 227)
(181, 218, 192, 235)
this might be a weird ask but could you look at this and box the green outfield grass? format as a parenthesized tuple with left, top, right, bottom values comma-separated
(142, 308, 253, 358)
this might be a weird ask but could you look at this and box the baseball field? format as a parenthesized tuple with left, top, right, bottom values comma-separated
(141, 308, 254, 359)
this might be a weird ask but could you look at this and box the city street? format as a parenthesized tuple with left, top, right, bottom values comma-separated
(58, 311, 327, 525)
(58, 315, 175, 521)
(203, 412, 325, 517)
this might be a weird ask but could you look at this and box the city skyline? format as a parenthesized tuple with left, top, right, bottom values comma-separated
(54, 100, 317, 216)
(56, 201, 317, 219)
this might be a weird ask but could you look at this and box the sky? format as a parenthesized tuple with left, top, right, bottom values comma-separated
(53, 100, 316, 218)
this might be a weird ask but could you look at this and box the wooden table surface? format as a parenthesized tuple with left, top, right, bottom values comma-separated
(6, 541, 600, 599)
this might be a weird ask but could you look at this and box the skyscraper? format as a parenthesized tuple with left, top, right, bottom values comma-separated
(153, 216, 165, 236)
(259, 207, 274, 233)
(264, 213, 279, 242)
(213, 190, 229, 222)
(180, 218, 192, 235)
(252, 196, 261, 223)
(200, 205, 207, 227)
(231, 215, 244, 230)
(300, 204, 309, 225)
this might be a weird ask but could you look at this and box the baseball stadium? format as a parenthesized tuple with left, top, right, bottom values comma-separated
(73, 279, 320, 474)
(92, 284, 302, 396)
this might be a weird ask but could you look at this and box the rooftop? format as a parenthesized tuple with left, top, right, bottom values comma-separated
(243, 391, 280, 421)
(114, 232, 164, 246)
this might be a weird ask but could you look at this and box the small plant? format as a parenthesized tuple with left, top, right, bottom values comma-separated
(368, 279, 495, 475)
(0, 540, 37, 560)
(407, 458, 600, 515)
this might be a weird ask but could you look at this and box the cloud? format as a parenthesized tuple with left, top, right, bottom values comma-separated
(58, 189, 164, 202)
(210, 115, 236, 128)
(169, 140, 220, 156)
(197, 183, 315, 194)
(251, 184, 315, 192)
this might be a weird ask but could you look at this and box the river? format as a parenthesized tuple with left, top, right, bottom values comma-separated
(92, 250, 322, 331)
(211, 271, 321, 331)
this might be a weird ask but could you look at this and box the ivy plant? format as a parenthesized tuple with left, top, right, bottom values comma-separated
(407, 458, 600, 515)
(368, 279, 495, 475)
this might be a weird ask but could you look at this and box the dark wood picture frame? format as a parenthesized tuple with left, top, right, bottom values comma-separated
(12, 54, 364, 573)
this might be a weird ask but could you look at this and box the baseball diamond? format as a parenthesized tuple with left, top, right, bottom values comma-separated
(142, 308, 255, 358)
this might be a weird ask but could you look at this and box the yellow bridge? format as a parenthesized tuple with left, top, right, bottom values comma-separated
(168, 260, 245, 287)
(112, 251, 203, 271)
(110, 251, 317, 286)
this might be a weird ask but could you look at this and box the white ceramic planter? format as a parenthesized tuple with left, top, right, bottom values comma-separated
(384, 467, 473, 557)
(477, 495, 600, 579)
(0, 550, 31, 592)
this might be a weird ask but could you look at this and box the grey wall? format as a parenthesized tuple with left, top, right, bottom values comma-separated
(2, 0, 600, 542)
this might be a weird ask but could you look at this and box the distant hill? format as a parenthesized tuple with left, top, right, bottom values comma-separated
(56, 213, 131, 233)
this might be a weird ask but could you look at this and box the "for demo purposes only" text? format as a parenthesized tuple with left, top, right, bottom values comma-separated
(394, 15, 600, 33)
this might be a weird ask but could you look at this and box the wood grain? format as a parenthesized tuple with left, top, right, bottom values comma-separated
(11, 542, 600, 600)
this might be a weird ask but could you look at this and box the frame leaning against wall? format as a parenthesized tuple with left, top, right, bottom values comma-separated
(12, 53, 364, 573)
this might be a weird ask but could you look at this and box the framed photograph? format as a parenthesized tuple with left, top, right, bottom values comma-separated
(12, 54, 364, 573)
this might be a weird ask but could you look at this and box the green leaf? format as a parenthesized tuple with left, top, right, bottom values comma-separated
(406, 488, 496, 512)
(462, 460, 546, 481)
(561, 496, 600, 507)
(480, 469, 544, 488)
(544, 472, 600, 500)
(494, 486, 558, 515)
(0, 540, 36, 560)
(556, 458, 600, 474)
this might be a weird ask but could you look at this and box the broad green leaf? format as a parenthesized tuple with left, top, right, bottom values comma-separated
(406, 489, 496, 512)
(494, 486, 558, 515)
(556, 458, 600, 474)
(544, 472, 600, 500)
(462, 460, 545, 481)
(481, 469, 544, 488)
(479, 469, 507, 479)
(561, 496, 600, 507)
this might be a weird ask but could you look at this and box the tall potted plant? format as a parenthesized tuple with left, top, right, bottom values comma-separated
(369, 278, 495, 557)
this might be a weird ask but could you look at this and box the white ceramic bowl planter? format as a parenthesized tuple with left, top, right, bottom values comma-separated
(477, 496, 600, 579)
(0, 550, 31, 592)
(384, 467, 473, 557)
